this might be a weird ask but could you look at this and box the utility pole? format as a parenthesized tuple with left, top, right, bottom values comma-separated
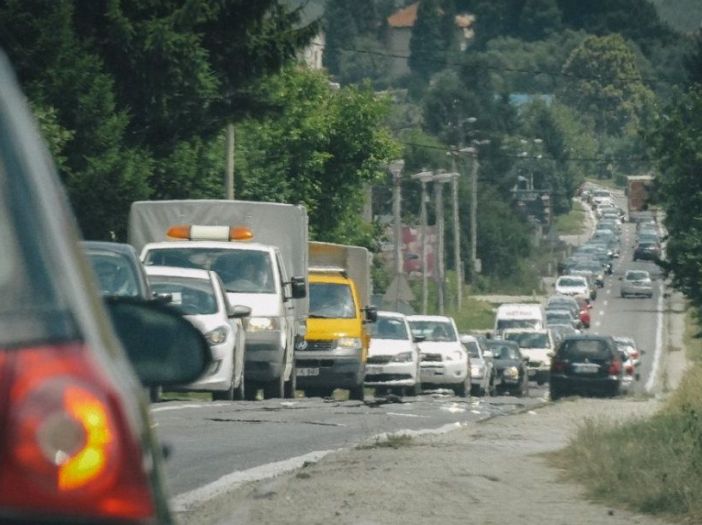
(470, 151, 478, 274)
(433, 172, 454, 315)
(411, 170, 433, 314)
(225, 123, 235, 199)
(389, 160, 405, 310)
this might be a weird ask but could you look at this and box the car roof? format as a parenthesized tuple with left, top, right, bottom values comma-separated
(145, 265, 213, 280)
(82, 240, 140, 257)
(377, 310, 407, 319)
(142, 240, 273, 252)
(407, 315, 454, 322)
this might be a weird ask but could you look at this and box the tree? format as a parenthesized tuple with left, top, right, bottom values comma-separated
(559, 34, 656, 136)
(686, 31, 702, 86)
(519, 0, 563, 41)
(409, 0, 447, 78)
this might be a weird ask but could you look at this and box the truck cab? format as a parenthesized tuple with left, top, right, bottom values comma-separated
(296, 243, 377, 401)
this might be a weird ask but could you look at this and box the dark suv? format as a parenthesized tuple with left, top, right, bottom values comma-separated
(549, 335, 623, 400)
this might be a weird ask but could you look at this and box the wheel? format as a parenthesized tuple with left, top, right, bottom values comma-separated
(149, 386, 162, 403)
(233, 372, 245, 401)
(284, 363, 297, 399)
(487, 373, 497, 396)
(244, 380, 259, 401)
(263, 373, 285, 399)
(453, 376, 470, 398)
(411, 381, 422, 397)
(212, 368, 238, 401)
(550, 387, 563, 401)
(349, 383, 365, 401)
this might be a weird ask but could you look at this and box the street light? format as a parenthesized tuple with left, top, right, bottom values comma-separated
(432, 170, 457, 315)
(410, 170, 433, 314)
(388, 159, 405, 310)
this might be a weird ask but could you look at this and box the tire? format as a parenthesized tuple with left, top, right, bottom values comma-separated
(233, 372, 245, 401)
(149, 386, 162, 403)
(244, 380, 259, 401)
(212, 369, 238, 401)
(349, 383, 365, 401)
(411, 381, 422, 397)
(550, 387, 563, 401)
(487, 373, 497, 397)
(453, 376, 470, 398)
(284, 363, 297, 399)
(263, 373, 285, 399)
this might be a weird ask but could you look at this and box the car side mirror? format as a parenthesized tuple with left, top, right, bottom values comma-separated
(152, 292, 172, 304)
(413, 335, 426, 343)
(105, 297, 212, 388)
(290, 276, 307, 299)
(228, 304, 252, 319)
(547, 351, 555, 358)
(364, 305, 378, 323)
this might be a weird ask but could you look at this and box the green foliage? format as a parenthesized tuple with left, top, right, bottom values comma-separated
(409, 0, 448, 78)
(560, 34, 657, 136)
(236, 68, 400, 245)
(651, 0, 702, 34)
(335, 35, 393, 88)
(519, 0, 563, 41)
(649, 88, 702, 312)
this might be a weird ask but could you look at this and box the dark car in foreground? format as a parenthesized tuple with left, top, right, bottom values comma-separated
(550, 335, 623, 400)
(484, 340, 529, 397)
(0, 51, 210, 524)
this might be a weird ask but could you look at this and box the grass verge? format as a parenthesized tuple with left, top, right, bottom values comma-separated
(555, 200, 586, 236)
(549, 308, 702, 521)
(357, 434, 414, 450)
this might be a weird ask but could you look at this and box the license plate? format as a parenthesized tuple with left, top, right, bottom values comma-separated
(574, 364, 598, 374)
(296, 368, 319, 377)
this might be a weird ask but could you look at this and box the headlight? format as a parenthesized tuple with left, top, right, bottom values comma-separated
(504, 366, 519, 379)
(445, 350, 464, 362)
(337, 337, 362, 350)
(247, 316, 279, 332)
(205, 326, 228, 346)
(471, 365, 484, 378)
(391, 351, 414, 363)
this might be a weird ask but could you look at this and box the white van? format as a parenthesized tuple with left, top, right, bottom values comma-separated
(494, 303, 545, 335)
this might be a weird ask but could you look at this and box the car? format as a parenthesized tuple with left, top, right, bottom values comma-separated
(613, 336, 642, 367)
(146, 266, 250, 400)
(620, 269, 654, 298)
(574, 295, 592, 328)
(550, 335, 624, 400)
(549, 324, 578, 346)
(546, 295, 580, 319)
(501, 328, 555, 385)
(555, 275, 591, 297)
(365, 311, 422, 397)
(460, 334, 496, 396)
(0, 52, 211, 524)
(408, 315, 471, 397)
(633, 241, 660, 261)
(484, 340, 529, 397)
(546, 308, 579, 330)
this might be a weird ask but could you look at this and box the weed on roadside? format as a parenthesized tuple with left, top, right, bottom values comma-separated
(357, 434, 414, 450)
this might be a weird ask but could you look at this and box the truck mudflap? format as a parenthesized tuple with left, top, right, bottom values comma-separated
(295, 355, 364, 390)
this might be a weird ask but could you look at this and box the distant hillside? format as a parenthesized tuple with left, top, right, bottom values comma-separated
(650, 0, 702, 33)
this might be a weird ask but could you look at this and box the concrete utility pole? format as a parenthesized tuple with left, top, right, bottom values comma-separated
(411, 170, 434, 314)
(433, 172, 454, 315)
(225, 124, 235, 199)
(389, 160, 405, 310)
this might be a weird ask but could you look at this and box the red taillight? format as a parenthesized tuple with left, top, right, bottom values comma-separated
(608, 359, 622, 375)
(0, 343, 156, 520)
(552, 359, 566, 373)
(625, 364, 635, 376)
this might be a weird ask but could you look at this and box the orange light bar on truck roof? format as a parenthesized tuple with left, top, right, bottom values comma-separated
(166, 225, 254, 242)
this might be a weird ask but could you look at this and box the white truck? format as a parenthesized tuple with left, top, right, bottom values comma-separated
(128, 200, 308, 400)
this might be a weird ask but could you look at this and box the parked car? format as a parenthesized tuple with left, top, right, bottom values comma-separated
(365, 311, 422, 397)
(0, 52, 211, 524)
(546, 308, 580, 330)
(620, 269, 654, 298)
(550, 335, 624, 400)
(460, 334, 495, 396)
(408, 315, 471, 397)
(485, 340, 529, 397)
(555, 275, 591, 298)
(146, 266, 250, 400)
(502, 329, 555, 385)
(613, 336, 643, 367)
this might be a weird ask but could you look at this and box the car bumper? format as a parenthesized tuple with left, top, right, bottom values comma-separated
(179, 340, 236, 392)
(295, 354, 364, 388)
(365, 361, 418, 387)
(420, 361, 468, 385)
(550, 374, 620, 395)
(244, 330, 285, 382)
(622, 286, 653, 296)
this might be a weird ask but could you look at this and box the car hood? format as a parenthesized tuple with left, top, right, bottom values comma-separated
(184, 312, 228, 335)
(369, 339, 414, 356)
(226, 292, 280, 317)
(417, 341, 463, 354)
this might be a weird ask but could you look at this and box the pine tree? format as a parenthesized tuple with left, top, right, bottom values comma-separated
(409, 0, 447, 78)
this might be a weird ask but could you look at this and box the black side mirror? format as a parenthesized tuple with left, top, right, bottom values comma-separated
(413, 335, 426, 343)
(152, 292, 173, 304)
(228, 304, 252, 319)
(364, 305, 378, 323)
(105, 297, 212, 387)
(290, 276, 307, 299)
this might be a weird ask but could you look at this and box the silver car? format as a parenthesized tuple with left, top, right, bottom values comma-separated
(620, 270, 654, 298)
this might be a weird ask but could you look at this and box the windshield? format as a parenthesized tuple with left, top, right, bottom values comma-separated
(559, 339, 611, 360)
(86, 252, 139, 297)
(144, 247, 275, 293)
(504, 332, 550, 349)
(409, 320, 457, 342)
(147, 275, 218, 315)
(464, 341, 481, 358)
(309, 283, 355, 319)
(372, 316, 409, 340)
(496, 318, 540, 331)
(626, 271, 650, 281)
(486, 342, 521, 360)
(558, 277, 586, 287)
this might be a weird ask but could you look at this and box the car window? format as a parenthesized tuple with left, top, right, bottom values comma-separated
(464, 341, 481, 358)
(309, 283, 356, 319)
(372, 317, 409, 340)
(144, 247, 276, 293)
(626, 271, 650, 281)
(504, 332, 550, 348)
(86, 251, 139, 297)
(496, 318, 540, 331)
(558, 277, 586, 287)
(559, 339, 612, 360)
(148, 275, 218, 315)
(409, 320, 457, 342)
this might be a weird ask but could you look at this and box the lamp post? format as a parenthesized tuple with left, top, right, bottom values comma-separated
(432, 171, 456, 315)
(410, 170, 434, 314)
(389, 159, 405, 310)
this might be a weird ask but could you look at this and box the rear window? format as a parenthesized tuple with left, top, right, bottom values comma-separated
(559, 339, 612, 360)
(373, 317, 409, 340)
(409, 320, 457, 342)
(558, 277, 586, 287)
(504, 332, 550, 349)
(86, 251, 139, 297)
(148, 275, 218, 315)
(626, 271, 649, 281)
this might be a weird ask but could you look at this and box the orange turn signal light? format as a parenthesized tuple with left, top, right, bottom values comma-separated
(166, 225, 254, 242)
(167, 225, 191, 240)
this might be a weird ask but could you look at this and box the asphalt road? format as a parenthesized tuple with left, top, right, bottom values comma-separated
(152, 190, 666, 505)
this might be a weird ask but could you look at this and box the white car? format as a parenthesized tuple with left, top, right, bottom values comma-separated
(502, 329, 555, 385)
(460, 334, 495, 396)
(408, 315, 471, 397)
(365, 311, 421, 396)
(555, 275, 591, 297)
(620, 269, 654, 298)
(145, 266, 250, 400)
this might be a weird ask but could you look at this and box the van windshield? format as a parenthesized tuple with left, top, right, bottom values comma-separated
(496, 319, 540, 331)
(504, 332, 550, 349)
(144, 248, 276, 294)
(309, 283, 355, 319)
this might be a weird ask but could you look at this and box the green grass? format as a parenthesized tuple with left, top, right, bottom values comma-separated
(447, 296, 496, 332)
(555, 200, 586, 236)
(550, 308, 702, 521)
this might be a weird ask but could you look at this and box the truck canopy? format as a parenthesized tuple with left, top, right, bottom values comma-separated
(309, 242, 372, 308)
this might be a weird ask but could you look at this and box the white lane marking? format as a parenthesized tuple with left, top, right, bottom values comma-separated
(386, 412, 426, 418)
(645, 283, 665, 393)
(598, 310, 605, 316)
(603, 300, 609, 307)
(606, 289, 611, 295)
(152, 402, 229, 413)
(595, 321, 601, 328)
(171, 420, 469, 511)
